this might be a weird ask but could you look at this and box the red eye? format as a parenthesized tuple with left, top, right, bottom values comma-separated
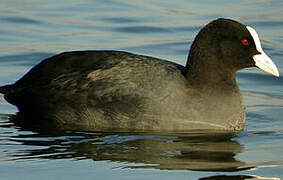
(242, 39, 249, 46)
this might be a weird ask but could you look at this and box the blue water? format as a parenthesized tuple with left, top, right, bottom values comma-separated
(0, 0, 283, 179)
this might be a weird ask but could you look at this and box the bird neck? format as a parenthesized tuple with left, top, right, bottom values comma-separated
(185, 53, 238, 93)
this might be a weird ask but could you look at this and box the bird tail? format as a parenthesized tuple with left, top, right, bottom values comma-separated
(0, 84, 13, 95)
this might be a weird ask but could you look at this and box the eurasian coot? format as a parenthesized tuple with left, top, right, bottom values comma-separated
(0, 18, 279, 131)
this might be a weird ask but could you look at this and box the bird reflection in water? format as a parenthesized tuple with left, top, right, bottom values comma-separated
(0, 116, 280, 180)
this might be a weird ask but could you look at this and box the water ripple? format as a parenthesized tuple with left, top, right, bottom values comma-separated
(0, 17, 41, 24)
(101, 17, 141, 24)
(114, 26, 172, 33)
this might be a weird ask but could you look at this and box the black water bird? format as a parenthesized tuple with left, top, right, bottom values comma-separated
(0, 18, 279, 131)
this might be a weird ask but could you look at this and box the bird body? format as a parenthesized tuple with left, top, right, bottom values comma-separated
(0, 19, 279, 131)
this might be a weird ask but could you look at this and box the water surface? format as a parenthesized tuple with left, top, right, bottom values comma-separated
(0, 0, 283, 179)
